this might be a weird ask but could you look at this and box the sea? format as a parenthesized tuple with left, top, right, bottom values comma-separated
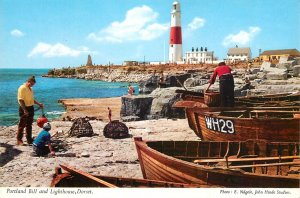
(0, 68, 133, 126)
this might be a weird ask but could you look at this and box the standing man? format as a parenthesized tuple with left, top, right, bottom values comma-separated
(206, 62, 235, 107)
(17, 76, 43, 145)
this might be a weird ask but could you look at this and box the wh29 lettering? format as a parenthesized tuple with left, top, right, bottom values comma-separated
(204, 116, 235, 134)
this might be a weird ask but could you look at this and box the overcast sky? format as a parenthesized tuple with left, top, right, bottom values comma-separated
(0, 0, 299, 68)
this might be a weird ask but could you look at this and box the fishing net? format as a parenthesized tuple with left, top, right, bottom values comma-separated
(103, 120, 129, 139)
(67, 117, 94, 137)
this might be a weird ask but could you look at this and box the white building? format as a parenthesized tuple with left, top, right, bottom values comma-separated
(227, 47, 251, 62)
(185, 47, 215, 64)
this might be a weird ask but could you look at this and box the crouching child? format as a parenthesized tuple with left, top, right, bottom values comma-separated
(32, 122, 55, 157)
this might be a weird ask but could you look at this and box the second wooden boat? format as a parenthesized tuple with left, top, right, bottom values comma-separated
(175, 90, 300, 107)
(185, 106, 300, 142)
(134, 137, 300, 188)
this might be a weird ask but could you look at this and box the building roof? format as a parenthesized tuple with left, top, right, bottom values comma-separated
(260, 49, 300, 56)
(227, 47, 251, 55)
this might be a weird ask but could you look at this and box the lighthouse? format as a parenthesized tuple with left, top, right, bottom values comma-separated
(169, 1, 182, 63)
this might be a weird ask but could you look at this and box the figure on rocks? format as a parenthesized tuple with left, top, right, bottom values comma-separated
(206, 62, 235, 107)
(159, 72, 166, 88)
(128, 84, 135, 95)
(108, 107, 112, 122)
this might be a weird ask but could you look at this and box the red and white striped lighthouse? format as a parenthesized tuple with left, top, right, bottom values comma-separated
(169, 1, 182, 63)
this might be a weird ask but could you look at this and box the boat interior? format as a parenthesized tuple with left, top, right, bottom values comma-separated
(146, 140, 300, 177)
(207, 109, 300, 118)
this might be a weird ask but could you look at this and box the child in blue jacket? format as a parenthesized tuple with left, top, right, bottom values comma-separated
(32, 122, 55, 156)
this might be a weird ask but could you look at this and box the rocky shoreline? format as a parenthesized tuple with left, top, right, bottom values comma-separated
(45, 60, 300, 96)
(58, 97, 122, 121)
(0, 115, 196, 187)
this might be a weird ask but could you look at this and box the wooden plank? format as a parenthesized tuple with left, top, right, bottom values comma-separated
(140, 149, 207, 184)
(175, 156, 222, 160)
(194, 156, 300, 164)
(228, 162, 300, 169)
(60, 164, 118, 188)
(141, 150, 196, 183)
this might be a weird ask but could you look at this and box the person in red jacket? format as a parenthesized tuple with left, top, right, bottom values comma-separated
(206, 62, 235, 107)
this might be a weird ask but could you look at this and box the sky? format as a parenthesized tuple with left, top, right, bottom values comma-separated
(0, 0, 299, 68)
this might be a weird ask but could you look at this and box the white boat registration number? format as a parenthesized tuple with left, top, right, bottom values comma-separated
(204, 116, 235, 134)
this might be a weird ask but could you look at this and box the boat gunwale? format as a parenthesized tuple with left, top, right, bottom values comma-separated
(200, 111, 300, 120)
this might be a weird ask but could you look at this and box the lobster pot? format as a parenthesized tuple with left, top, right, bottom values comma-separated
(68, 118, 94, 137)
(204, 92, 220, 107)
(103, 120, 129, 139)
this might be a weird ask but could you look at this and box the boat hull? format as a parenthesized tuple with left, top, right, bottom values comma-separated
(187, 107, 300, 142)
(134, 138, 300, 188)
(51, 166, 198, 188)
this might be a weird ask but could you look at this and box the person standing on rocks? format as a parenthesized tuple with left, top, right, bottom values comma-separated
(206, 62, 235, 107)
(17, 76, 44, 145)
(128, 84, 135, 95)
(108, 107, 112, 122)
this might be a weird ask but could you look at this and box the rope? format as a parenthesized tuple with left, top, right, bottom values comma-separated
(174, 75, 188, 91)
(0, 106, 45, 132)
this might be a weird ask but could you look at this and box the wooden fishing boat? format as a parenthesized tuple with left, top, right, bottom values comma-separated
(184, 106, 300, 142)
(50, 164, 199, 188)
(134, 137, 300, 187)
(175, 90, 300, 107)
(235, 92, 300, 107)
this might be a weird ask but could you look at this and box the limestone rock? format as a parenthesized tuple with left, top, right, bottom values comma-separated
(139, 75, 160, 94)
(266, 72, 288, 80)
(250, 68, 261, 74)
(120, 95, 153, 120)
(149, 87, 185, 119)
(164, 73, 191, 88)
(277, 60, 296, 70)
(81, 152, 90, 157)
(139, 73, 192, 94)
(244, 74, 257, 80)
(294, 57, 300, 65)
(183, 77, 208, 88)
(293, 65, 300, 77)
(260, 61, 276, 71)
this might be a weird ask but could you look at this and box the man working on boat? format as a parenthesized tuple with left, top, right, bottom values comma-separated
(206, 62, 235, 107)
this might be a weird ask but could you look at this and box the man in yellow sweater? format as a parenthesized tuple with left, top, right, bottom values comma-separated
(17, 76, 43, 145)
